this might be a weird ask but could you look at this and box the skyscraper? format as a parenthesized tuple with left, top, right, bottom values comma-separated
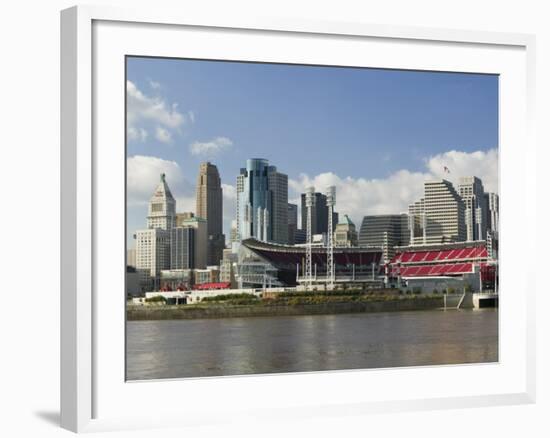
(358, 214, 410, 262)
(409, 179, 466, 245)
(135, 228, 170, 288)
(229, 220, 238, 243)
(458, 176, 487, 241)
(136, 173, 175, 291)
(484, 192, 499, 235)
(147, 173, 176, 230)
(300, 192, 338, 236)
(268, 167, 289, 244)
(236, 158, 288, 244)
(408, 198, 425, 243)
(287, 203, 298, 245)
(484, 191, 499, 260)
(176, 213, 208, 269)
(195, 162, 225, 266)
(170, 227, 195, 270)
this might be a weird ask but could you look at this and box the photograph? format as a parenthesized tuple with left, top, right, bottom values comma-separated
(125, 57, 499, 381)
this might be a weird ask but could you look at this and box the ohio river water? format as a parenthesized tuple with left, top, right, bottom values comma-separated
(126, 309, 498, 380)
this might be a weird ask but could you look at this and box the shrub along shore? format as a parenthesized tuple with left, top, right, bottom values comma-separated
(127, 290, 445, 321)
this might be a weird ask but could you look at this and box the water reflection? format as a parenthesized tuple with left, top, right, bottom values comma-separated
(126, 309, 498, 380)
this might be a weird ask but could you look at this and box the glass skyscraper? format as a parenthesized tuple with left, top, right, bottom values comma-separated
(236, 158, 288, 244)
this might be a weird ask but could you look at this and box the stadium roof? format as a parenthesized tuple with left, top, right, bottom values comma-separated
(241, 238, 382, 268)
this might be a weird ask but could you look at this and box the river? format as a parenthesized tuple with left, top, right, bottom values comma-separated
(126, 308, 498, 380)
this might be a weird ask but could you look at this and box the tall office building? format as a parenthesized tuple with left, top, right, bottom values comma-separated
(176, 213, 207, 269)
(236, 158, 289, 244)
(409, 179, 466, 245)
(136, 173, 176, 291)
(484, 192, 499, 234)
(169, 227, 195, 270)
(408, 198, 425, 243)
(458, 176, 487, 241)
(268, 166, 289, 244)
(287, 203, 298, 245)
(147, 173, 176, 230)
(358, 214, 410, 262)
(195, 162, 225, 266)
(300, 192, 339, 236)
(135, 228, 170, 290)
(229, 220, 238, 243)
(293, 229, 307, 244)
(127, 249, 136, 268)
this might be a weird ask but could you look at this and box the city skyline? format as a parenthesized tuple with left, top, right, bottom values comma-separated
(127, 57, 498, 246)
(131, 168, 496, 245)
(125, 57, 500, 381)
(127, 156, 498, 249)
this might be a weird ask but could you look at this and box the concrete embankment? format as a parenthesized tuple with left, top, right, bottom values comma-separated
(127, 297, 444, 321)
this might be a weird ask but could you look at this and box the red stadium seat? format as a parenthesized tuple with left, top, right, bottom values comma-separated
(416, 266, 432, 276)
(390, 244, 489, 279)
(424, 251, 439, 261)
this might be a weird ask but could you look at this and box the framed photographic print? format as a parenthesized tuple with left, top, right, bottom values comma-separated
(61, 5, 536, 433)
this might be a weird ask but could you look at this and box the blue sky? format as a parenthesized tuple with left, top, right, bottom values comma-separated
(126, 57, 498, 247)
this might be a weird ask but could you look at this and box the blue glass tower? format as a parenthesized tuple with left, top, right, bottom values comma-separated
(236, 159, 288, 244)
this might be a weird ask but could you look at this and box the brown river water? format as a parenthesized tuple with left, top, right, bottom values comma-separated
(126, 308, 498, 380)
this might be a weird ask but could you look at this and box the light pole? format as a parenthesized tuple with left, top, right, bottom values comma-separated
(326, 186, 336, 289)
(305, 187, 316, 290)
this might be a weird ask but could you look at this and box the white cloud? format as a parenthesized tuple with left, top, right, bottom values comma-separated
(190, 137, 233, 156)
(127, 155, 186, 206)
(155, 126, 172, 144)
(127, 80, 185, 143)
(148, 79, 161, 90)
(222, 183, 237, 202)
(127, 148, 497, 238)
(289, 148, 498, 227)
(221, 183, 237, 231)
(127, 156, 237, 236)
(425, 149, 498, 193)
(127, 127, 148, 142)
(173, 194, 196, 215)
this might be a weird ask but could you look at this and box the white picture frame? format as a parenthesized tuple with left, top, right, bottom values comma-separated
(60, 4, 536, 433)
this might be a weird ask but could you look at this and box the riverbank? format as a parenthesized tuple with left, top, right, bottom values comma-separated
(127, 295, 444, 320)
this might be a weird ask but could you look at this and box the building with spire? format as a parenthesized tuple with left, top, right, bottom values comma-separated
(146, 173, 176, 230)
(136, 173, 176, 291)
(195, 162, 225, 266)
